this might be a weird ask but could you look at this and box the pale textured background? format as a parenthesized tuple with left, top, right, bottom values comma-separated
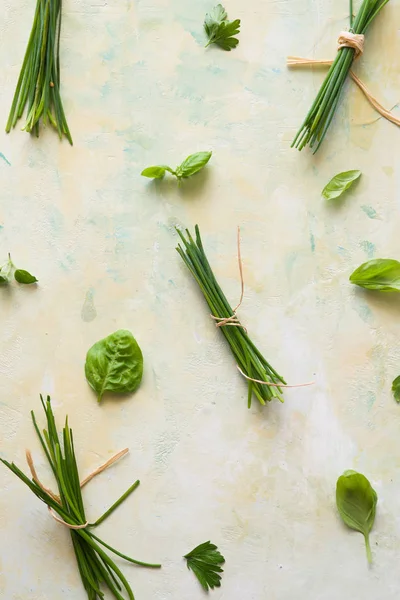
(1, 0, 400, 598)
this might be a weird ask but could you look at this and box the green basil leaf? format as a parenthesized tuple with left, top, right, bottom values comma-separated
(392, 376, 400, 402)
(336, 470, 377, 563)
(322, 170, 361, 200)
(14, 269, 38, 284)
(0, 275, 9, 284)
(349, 258, 400, 292)
(176, 151, 212, 178)
(85, 329, 143, 402)
(141, 166, 167, 179)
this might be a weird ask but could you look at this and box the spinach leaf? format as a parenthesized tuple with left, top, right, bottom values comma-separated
(14, 269, 38, 284)
(322, 170, 361, 200)
(392, 375, 400, 402)
(85, 330, 143, 402)
(336, 470, 377, 563)
(350, 258, 400, 292)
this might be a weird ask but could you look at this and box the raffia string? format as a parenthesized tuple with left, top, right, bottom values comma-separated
(26, 447, 129, 530)
(212, 227, 314, 389)
(288, 31, 400, 127)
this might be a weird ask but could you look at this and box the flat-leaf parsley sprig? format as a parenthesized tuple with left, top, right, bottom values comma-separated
(184, 541, 225, 591)
(204, 4, 240, 50)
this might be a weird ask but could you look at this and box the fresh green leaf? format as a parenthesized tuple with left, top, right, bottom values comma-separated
(204, 5, 240, 50)
(141, 166, 171, 179)
(14, 269, 38, 284)
(176, 151, 212, 179)
(0, 255, 13, 284)
(349, 258, 400, 292)
(184, 541, 225, 591)
(392, 376, 400, 402)
(322, 170, 361, 200)
(336, 470, 377, 563)
(85, 329, 144, 401)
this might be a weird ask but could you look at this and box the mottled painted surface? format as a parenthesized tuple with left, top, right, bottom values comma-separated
(1, 0, 400, 598)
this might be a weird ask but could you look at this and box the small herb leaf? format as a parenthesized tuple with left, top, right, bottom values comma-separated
(392, 376, 400, 402)
(184, 541, 225, 591)
(14, 269, 38, 284)
(141, 166, 168, 179)
(204, 4, 240, 50)
(336, 470, 377, 563)
(176, 151, 212, 179)
(322, 170, 361, 200)
(350, 258, 400, 292)
(85, 329, 144, 402)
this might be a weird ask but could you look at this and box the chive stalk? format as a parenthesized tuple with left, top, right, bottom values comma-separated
(176, 226, 286, 407)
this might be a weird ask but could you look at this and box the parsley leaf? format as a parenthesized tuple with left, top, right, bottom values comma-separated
(184, 541, 225, 591)
(204, 4, 240, 50)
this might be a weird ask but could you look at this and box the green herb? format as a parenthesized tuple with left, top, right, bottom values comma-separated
(292, 0, 390, 152)
(14, 269, 38, 284)
(184, 541, 225, 591)
(0, 254, 38, 285)
(350, 258, 400, 292)
(392, 375, 400, 402)
(336, 470, 377, 563)
(6, 0, 72, 144)
(176, 225, 286, 407)
(204, 4, 240, 50)
(85, 329, 144, 402)
(322, 170, 361, 200)
(1, 396, 161, 599)
(141, 151, 212, 180)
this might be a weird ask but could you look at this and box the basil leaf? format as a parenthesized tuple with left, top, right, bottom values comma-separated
(0, 275, 9, 284)
(14, 269, 38, 284)
(176, 151, 212, 179)
(392, 376, 400, 402)
(349, 258, 400, 292)
(322, 170, 361, 200)
(141, 166, 167, 179)
(85, 329, 143, 402)
(336, 470, 377, 563)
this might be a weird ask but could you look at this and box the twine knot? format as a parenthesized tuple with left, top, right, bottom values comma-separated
(337, 31, 365, 58)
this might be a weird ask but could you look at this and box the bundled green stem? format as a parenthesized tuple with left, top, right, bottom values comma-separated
(6, 0, 72, 143)
(176, 226, 286, 407)
(1, 396, 160, 599)
(292, 0, 390, 153)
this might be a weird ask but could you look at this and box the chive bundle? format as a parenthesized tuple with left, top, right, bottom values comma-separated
(292, 0, 390, 153)
(1, 396, 160, 599)
(176, 226, 286, 407)
(6, 0, 72, 144)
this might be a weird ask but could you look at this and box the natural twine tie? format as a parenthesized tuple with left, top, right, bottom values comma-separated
(26, 447, 129, 530)
(288, 31, 400, 127)
(211, 227, 314, 389)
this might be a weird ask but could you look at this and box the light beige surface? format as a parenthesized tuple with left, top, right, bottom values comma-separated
(1, 0, 400, 598)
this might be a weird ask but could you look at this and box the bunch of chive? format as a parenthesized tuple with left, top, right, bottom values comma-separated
(6, 0, 72, 144)
(176, 226, 286, 407)
(292, 0, 390, 153)
(1, 396, 160, 599)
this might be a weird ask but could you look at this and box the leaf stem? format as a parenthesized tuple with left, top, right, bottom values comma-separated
(365, 534, 372, 564)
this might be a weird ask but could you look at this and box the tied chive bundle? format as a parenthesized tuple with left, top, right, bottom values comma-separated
(6, 0, 72, 144)
(292, 0, 390, 153)
(176, 226, 286, 407)
(1, 396, 160, 599)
